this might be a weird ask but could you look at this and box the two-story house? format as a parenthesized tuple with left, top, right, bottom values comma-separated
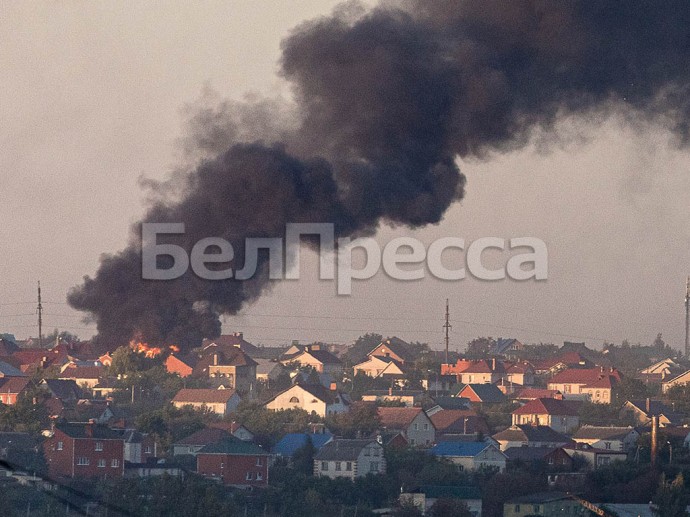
(314, 439, 385, 479)
(265, 383, 349, 417)
(430, 442, 507, 472)
(571, 426, 639, 452)
(377, 407, 435, 447)
(546, 368, 620, 403)
(196, 437, 270, 487)
(44, 422, 125, 479)
(511, 398, 580, 434)
(171, 388, 241, 416)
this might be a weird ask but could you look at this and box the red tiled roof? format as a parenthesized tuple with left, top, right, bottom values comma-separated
(175, 427, 231, 446)
(429, 409, 487, 434)
(58, 366, 104, 379)
(377, 407, 425, 429)
(172, 388, 238, 404)
(512, 398, 580, 416)
(0, 376, 31, 394)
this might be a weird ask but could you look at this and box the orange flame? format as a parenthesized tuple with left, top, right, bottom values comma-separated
(129, 340, 180, 358)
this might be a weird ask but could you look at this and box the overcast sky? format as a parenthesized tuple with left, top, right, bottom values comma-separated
(2, 1, 689, 352)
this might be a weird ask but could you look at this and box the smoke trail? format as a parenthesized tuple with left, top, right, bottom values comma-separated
(68, 0, 690, 349)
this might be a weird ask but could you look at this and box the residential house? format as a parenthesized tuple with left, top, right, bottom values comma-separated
(429, 409, 489, 437)
(360, 389, 424, 407)
(413, 486, 483, 517)
(492, 425, 573, 451)
(201, 332, 259, 356)
(639, 358, 683, 383)
(353, 355, 405, 379)
(572, 426, 640, 452)
(208, 422, 255, 442)
(504, 492, 582, 517)
(491, 338, 524, 358)
(367, 337, 415, 365)
(196, 437, 270, 487)
(314, 439, 385, 479)
(281, 346, 343, 375)
(377, 407, 435, 447)
(44, 422, 125, 479)
(453, 384, 506, 404)
(164, 354, 194, 378)
(454, 359, 506, 385)
(425, 397, 471, 416)
(533, 352, 593, 375)
(265, 383, 349, 417)
(171, 388, 241, 416)
(504, 361, 535, 387)
(620, 399, 682, 427)
(563, 443, 628, 468)
(273, 432, 333, 460)
(173, 427, 235, 456)
(514, 388, 563, 402)
(58, 365, 104, 389)
(421, 374, 455, 394)
(254, 359, 285, 383)
(0, 376, 30, 405)
(504, 446, 574, 471)
(193, 348, 257, 392)
(122, 430, 157, 464)
(662, 369, 690, 393)
(546, 367, 620, 403)
(511, 398, 580, 434)
(430, 442, 507, 472)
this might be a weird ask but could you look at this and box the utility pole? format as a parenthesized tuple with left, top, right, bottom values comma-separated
(443, 299, 451, 365)
(685, 276, 689, 358)
(37, 281, 43, 348)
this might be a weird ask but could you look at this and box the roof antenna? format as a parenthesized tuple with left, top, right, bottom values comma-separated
(443, 299, 452, 365)
(37, 281, 43, 348)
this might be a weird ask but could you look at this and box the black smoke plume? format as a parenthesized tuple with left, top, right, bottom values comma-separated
(69, 1, 690, 349)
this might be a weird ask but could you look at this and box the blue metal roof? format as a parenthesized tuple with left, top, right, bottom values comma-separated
(272, 433, 333, 456)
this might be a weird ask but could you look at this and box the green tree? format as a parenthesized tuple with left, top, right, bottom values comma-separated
(326, 401, 380, 438)
(465, 337, 495, 359)
(343, 333, 383, 365)
(429, 498, 473, 517)
(654, 474, 689, 517)
(292, 436, 316, 476)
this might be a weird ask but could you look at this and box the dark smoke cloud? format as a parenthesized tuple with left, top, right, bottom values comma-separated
(69, 0, 690, 349)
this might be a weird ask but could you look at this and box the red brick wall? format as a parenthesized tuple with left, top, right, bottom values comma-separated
(197, 454, 268, 486)
(44, 430, 124, 479)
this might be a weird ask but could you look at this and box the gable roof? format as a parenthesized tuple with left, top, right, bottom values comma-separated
(492, 425, 572, 444)
(55, 422, 123, 440)
(314, 439, 379, 461)
(429, 410, 488, 434)
(197, 437, 268, 456)
(0, 339, 19, 356)
(304, 349, 342, 365)
(369, 337, 414, 362)
(456, 383, 506, 403)
(548, 367, 620, 385)
(624, 399, 681, 422)
(0, 360, 27, 378)
(430, 396, 471, 410)
(430, 441, 498, 458)
(515, 388, 563, 400)
(175, 427, 231, 446)
(172, 388, 238, 404)
(58, 365, 103, 379)
(0, 376, 31, 395)
(266, 383, 345, 406)
(513, 398, 580, 416)
(572, 426, 637, 441)
(503, 446, 565, 462)
(273, 432, 333, 456)
(493, 338, 522, 355)
(202, 333, 259, 355)
(378, 407, 428, 429)
(41, 379, 83, 401)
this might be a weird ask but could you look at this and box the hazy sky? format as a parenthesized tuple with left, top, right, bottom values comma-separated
(2, 1, 689, 352)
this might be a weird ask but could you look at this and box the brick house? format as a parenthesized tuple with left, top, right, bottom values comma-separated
(196, 437, 270, 487)
(314, 439, 385, 479)
(44, 422, 125, 479)
(171, 388, 241, 416)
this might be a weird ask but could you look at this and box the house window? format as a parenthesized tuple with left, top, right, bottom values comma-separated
(370, 462, 379, 472)
(372, 448, 379, 457)
(548, 457, 554, 465)
(321, 461, 329, 471)
(145, 446, 152, 454)
(95, 442, 104, 451)
(57, 441, 63, 451)
(605, 442, 611, 450)
(410, 439, 416, 446)
(246, 472, 253, 480)
(515, 505, 520, 512)
(335, 462, 342, 471)
(596, 391, 601, 399)
(423, 424, 429, 431)
(77, 457, 90, 466)
(346, 462, 352, 471)
(98, 459, 106, 468)
(533, 505, 540, 513)
(256, 457, 263, 466)
(256, 472, 263, 481)
(112, 459, 119, 468)
(364, 448, 371, 456)
(414, 423, 418, 431)
(289, 397, 300, 403)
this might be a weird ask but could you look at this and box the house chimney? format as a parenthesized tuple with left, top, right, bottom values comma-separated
(85, 422, 94, 437)
(389, 387, 393, 396)
(330, 382, 337, 391)
(651, 415, 659, 468)
(234, 332, 243, 339)
(213, 353, 218, 366)
(646, 398, 651, 414)
(492, 358, 496, 371)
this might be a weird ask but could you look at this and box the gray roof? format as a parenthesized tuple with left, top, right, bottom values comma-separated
(314, 439, 379, 461)
(42, 379, 83, 401)
(572, 426, 636, 441)
(0, 360, 26, 377)
(504, 446, 563, 461)
(493, 425, 571, 444)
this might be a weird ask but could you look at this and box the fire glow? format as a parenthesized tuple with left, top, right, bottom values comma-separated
(129, 340, 179, 358)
